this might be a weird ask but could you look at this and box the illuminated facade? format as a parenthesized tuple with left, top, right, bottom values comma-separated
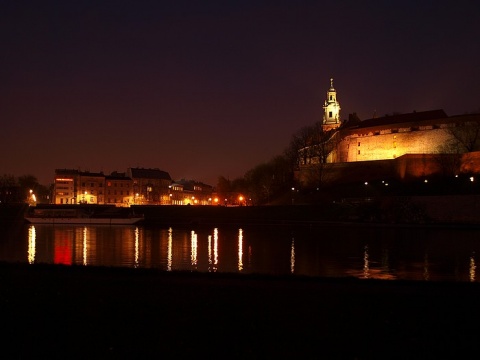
(173, 179, 214, 205)
(105, 172, 134, 206)
(54, 170, 76, 204)
(54, 169, 108, 205)
(335, 110, 460, 162)
(77, 171, 105, 204)
(322, 78, 341, 131)
(296, 81, 480, 186)
(127, 167, 172, 205)
(53, 168, 215, 206)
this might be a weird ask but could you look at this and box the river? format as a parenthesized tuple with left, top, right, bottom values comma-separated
(1, 222, 480, 282)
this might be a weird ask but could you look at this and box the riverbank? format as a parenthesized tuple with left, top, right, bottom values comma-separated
(134, 195, 480, 226)
(3, 195, 480, 227)
(2, 262, 480, 359)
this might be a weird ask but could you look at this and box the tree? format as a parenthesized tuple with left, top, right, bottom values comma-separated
(447, 119, 480, 152)
(17, 175, 39, 192)
(0, 174, 18, 203)
(244, 163, 274, 204)
(290, 122, 339, 189)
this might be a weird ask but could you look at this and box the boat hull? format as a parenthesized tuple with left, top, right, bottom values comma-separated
(24, 217, 144, 225)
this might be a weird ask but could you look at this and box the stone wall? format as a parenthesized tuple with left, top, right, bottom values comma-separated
(296, 152, 480, 187)
(337, 125, 452, 162)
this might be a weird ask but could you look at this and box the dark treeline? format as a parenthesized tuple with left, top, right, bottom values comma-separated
(5, 117, 480, 206)
(0, 174, 51, 204)
(213, 117, 480, 205)
(215, 120, 331, 205)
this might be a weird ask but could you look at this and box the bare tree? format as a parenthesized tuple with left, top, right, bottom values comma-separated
(447, 119, 480, 152)
(297, 122, 339, 188)
(244, 163, 275, 204)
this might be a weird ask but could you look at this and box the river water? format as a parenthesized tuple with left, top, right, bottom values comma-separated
(1, 222, 480, 282)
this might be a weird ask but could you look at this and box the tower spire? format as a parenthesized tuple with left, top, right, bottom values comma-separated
(322, 78, 341, 131)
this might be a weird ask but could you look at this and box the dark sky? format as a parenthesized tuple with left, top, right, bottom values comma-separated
(1, 1, 479, 186)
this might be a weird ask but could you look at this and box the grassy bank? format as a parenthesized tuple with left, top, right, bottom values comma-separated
(1, 262, 480, 358)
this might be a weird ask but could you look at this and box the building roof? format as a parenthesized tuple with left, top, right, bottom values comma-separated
(174, 179, 213, 191)
(347, 109, 448, 129)
(106, 174, 131, 181)
(128, 167, 171, 181)
(55, 168, 79, 175)
(55, 169, 105, 177)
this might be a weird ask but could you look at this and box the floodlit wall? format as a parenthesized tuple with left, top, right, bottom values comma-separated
(295, 152, 480, 187)
(339, 127, 452, 162)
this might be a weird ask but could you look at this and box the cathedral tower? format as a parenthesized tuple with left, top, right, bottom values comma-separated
(322, 78, 341, 131)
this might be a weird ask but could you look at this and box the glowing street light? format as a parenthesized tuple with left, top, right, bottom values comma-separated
(28, 189, 36, 205)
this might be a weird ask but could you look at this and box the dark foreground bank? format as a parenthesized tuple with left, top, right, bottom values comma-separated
(1, 263, 480, 359)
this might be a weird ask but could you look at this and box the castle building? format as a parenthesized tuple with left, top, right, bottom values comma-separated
(296, 80, 480, 186)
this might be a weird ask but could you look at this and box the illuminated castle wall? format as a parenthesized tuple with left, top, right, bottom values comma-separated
(334, 111, 471, 163)
(296, 80, 480, 186)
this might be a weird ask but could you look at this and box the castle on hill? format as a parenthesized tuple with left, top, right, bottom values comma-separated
(296, 79, 480, 187)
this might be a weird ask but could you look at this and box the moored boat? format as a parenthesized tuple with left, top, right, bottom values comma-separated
(24, 204, 144, 225)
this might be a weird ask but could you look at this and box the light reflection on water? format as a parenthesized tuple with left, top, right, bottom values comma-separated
(3, 223, 480, 282)
(290, 237, 295, 274)
(238, 228, 243, 272)
(470, 253, 476, 282)
(28, 225, 35, 264)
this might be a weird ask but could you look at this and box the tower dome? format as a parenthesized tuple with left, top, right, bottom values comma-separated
(322, 78, 341, 131)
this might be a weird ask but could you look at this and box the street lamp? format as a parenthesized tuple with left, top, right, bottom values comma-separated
(28, 190, 36, 206)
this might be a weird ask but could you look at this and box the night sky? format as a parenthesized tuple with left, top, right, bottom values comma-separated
(1, 1, 479, 186)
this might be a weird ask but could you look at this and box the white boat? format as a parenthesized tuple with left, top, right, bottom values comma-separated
(25, 205, 144, 225)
